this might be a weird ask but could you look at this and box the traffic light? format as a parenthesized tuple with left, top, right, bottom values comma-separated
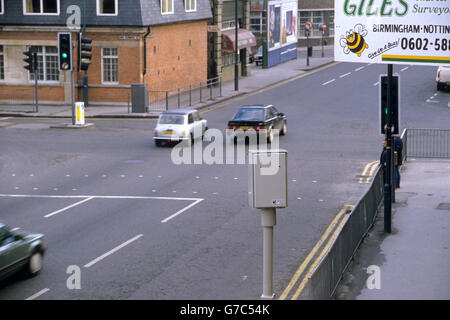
(78, 33, 92, 71)
(23, 49, 36, 73)
(380, 75, 399, 135)
(58, 32, 73, 71)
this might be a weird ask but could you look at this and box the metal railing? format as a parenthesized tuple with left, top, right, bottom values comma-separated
(404, 128, 450, 159)
(148, 75, 222, 112)
(0, 87, 36, 112)
(305, 167, 384, 299)
(303, 127, 449, 299)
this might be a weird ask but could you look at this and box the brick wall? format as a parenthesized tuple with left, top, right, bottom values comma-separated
(145, 21, 208, 92)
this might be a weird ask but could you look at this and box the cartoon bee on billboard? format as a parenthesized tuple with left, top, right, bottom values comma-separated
(340, 24, 368, 57)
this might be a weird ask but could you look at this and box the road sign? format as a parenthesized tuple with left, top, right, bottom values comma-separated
(305, 21, 312, 31)
(334, 1, 450, 66)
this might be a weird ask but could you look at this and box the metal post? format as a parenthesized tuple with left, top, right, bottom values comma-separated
(177, 87, 180, 108)
(306, 34, 310, 67)
(209, 79, 213, 100)
(82, 0, 88, 108)
(234, 0, 239, 91)
(33, 52, 39, 113)
(260, 207, 276, 299)
(384, 64, 393, 233)
(200, 82, 202, 103)
(189, 84, 192, 106)
(321, 30, 324, 58)
(165, 91, 169, 111)
(71, 70, 75, 125)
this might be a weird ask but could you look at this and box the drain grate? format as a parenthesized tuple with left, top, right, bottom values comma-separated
(437, 203, 450, 210)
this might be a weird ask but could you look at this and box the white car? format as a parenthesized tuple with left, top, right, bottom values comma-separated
(153, 109, 208, 146)
(436, 66, 450, 91)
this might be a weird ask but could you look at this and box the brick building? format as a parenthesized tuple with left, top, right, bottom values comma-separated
(0, 0, 212, 106)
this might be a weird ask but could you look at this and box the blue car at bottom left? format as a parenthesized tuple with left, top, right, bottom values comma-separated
(0, 221, 46, 281)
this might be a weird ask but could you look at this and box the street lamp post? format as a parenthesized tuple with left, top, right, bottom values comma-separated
(235, 0, 239, 91)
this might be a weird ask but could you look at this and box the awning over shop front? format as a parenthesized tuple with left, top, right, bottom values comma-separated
(222, 29, 257, 51)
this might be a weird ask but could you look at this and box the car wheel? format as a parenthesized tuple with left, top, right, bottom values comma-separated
(27, 251, 43, 277)
(267, 128, 274, 144)
(281, 121, 287, 136)
(437, 83, 443, 91)
(155, 140, 162, 147)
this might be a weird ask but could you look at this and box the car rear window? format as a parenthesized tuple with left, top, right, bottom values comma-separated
(233, 108, 265, 121)
(159, 115, 185, 125)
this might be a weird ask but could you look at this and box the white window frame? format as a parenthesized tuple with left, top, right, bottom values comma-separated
(23, 0, 60, 16)
(96, 0, 118, 16)
(28, 46, 60, 83)
(101, 48, 119, 84)
(185, 0, 196, 12)
(0, 0, 4, 15)
(161, 0, 174, 15)
(0, 45, 5, 81)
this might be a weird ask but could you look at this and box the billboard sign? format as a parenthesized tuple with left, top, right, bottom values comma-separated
(267, 0, 298, 51)
(335, 0, 450, 66)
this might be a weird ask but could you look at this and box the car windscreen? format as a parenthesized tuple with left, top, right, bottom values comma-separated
(158, 115, 185, 125)
(233, 108, 265, 121)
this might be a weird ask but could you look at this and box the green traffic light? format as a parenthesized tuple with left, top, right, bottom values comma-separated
(384, 108, 388, 115)
(62, 53, 68, 59)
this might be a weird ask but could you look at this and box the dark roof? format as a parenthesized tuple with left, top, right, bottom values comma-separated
(0, 0, 212, 27)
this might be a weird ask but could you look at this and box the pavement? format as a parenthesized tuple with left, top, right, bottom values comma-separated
(335, 159, 450, 300)
(1, 45, 449, 300)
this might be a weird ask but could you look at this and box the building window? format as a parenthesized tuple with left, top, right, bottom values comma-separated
(0, 45, 4, 80)
(102, 48, 118, 84)
(249, 11, 266, 35)
(222, 52, 235, 67)
(299, 10, 334, 38)
(97, 0, 118, 16)
(185, 0, 196, 12)
(23, 0, 59, 15)
(29, 46, 59, 82)
(161, 0, 173, 15)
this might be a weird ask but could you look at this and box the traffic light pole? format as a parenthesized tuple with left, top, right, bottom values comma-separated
(33, 52, 39, 113)
(384, 64, 393, 233)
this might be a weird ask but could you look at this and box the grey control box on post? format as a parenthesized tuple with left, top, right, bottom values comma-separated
(249, 149, 288, 209)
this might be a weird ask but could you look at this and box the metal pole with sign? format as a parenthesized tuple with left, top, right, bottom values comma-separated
(305, 21, 312, 66)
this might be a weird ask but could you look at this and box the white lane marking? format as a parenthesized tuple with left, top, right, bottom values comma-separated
(84, 234, 143, 268)
(400, 67, 409, 72)
(354, 66, 364, 72)
(0, 194, 202, 201)
(1, 117, 12, 121)
(426, 99, 439, 103)
(44, 197, 95, 218)
(322, 79, 336, 86)
(11, 227, 20, 232)
(25, 288, 50, 300)
(340, 72, 351, 78)
(373, 82, 380, 86)
(161, 199, 204, 223)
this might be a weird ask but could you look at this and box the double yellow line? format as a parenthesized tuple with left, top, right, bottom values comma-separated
(279, 204, 354, 300)
(358, 161, 379, 184)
